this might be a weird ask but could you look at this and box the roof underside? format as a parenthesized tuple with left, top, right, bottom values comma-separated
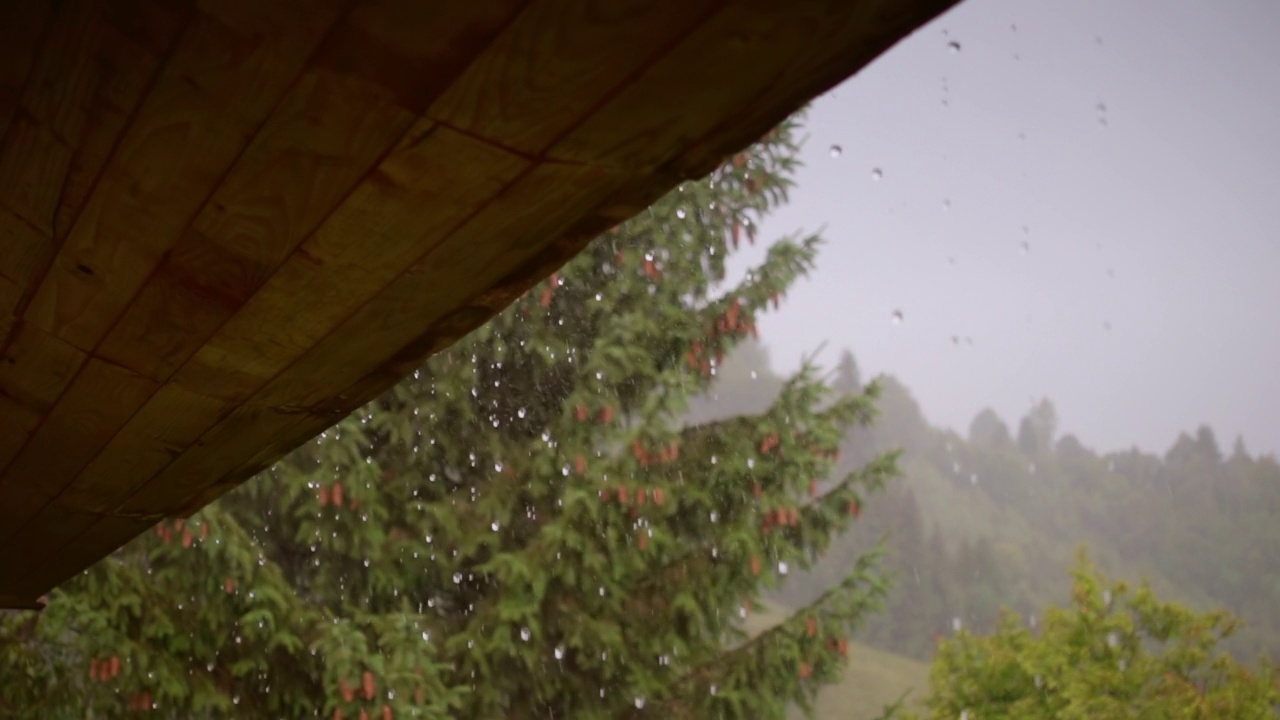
(0, 0, 957, 607)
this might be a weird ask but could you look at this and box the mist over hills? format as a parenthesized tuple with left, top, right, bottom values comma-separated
(690, 340, 1280, 663)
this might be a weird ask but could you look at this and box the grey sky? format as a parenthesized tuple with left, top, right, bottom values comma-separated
(735, 0, 1280, 455)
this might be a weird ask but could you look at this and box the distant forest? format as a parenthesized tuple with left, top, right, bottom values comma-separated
(688, 340, 1280, 664)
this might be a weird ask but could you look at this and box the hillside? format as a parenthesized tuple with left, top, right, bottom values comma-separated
(744, 602, 931, 720)
(703, 341, 1280, 665)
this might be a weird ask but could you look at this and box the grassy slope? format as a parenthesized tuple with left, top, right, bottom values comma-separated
(744, 601, 931, 720)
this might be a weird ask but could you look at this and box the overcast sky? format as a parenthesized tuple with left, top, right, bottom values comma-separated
(735, 0, 1280, 456)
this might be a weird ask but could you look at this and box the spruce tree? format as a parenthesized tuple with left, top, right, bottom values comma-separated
(0, 119, 895, 719)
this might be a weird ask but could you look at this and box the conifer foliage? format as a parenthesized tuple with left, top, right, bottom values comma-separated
(0, 120, 894, 719)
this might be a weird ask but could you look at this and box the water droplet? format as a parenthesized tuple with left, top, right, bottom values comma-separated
(952, 616, 963, 632)
(634, 697, 646, 709)
(520, 627, 531, 642)
(777, 561, 789, 575)
(891, 309, 904, 325)
(870, 167, 883, 181)
(452, 572, 463, 584)
(554, 646, 565, 660)
(828, 144, 842, 158)
(710, 684, 718, 696)
(491, 521, 500, 532)
(675, 208, 687, 219)
(942, 198, 951, 211)
(947, 40, 961, 53)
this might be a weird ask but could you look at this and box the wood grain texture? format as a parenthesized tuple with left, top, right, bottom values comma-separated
(0, 0, 55, 147)
(427, 0, 718, 155)
(0, 0, 961, 606)
(22, 0, 346, 352)
(0, 358, 156, 543)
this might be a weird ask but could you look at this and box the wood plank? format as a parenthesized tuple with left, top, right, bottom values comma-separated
(316, 0, 531, 115)
(0, 207, 53, 304)
(426, 0, 717, 154)
(51, 0, 192, 240)
(115, 161, 627, 518)
(95, 71, 417, 381)
(260, 161, 629, 412)
(9, 513, 156, 604)
(167, 124, 528, 401)
(0, 114, 72, 239)
(58, 383, 230, 514)
(93, 0, 528, 382)
(0, 324, 86, 417)
(107, 128, 530, 515)
(0, 0, 54, 143)
(116, 402, 318, 515)
(0, 0, 185, 240)
(0, 393, 40, 471)
(548, 0, 954, 171)
(0, 358, 156, 545)
(21, 0, 346, 353)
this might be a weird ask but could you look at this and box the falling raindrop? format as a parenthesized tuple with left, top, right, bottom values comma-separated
(947, 40, 961, 53)
(554, 646, 565, 660)
(891, 309, 904, 325)
(490, 521, 500, 532)
(777, 561, 789, 575)
(634, 697, 646, 709)
(828, 144, 843, 158)
(520, 627, 531, 642)
(942, 198, 951, 211)
(952, 616, 963, 632)
(452, 572, 463, 584)
(870, 167, 883, 181)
